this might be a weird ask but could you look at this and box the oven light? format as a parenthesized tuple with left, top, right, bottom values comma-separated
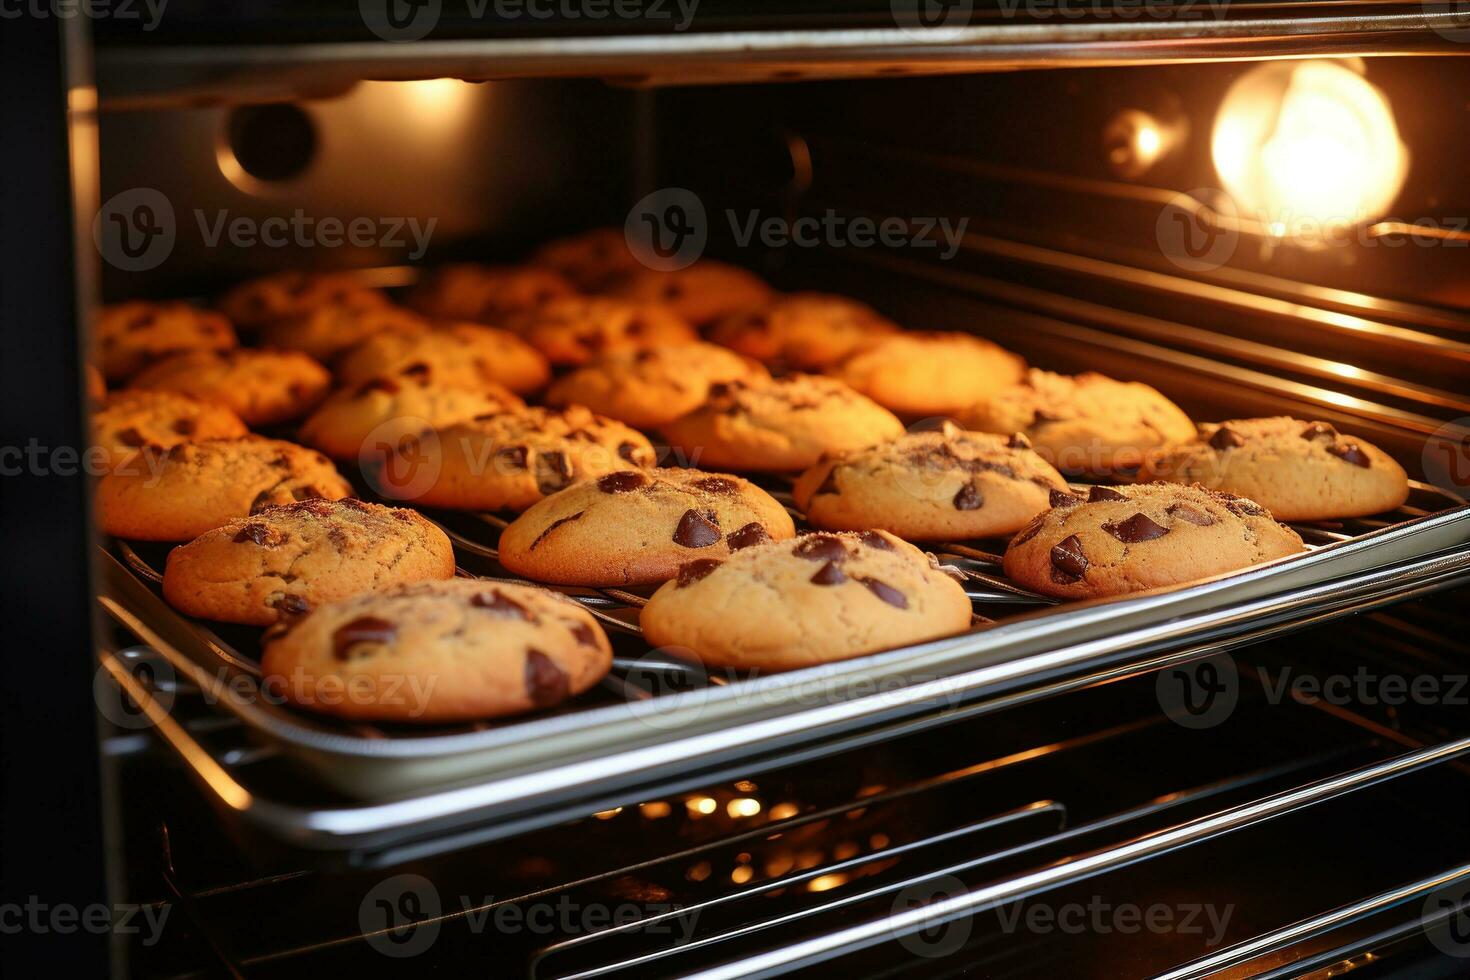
(1211, 61, 1407, 241)
(639, 801, 672, 819)
(727, 797, 762, 818)
(686, 796, 718, 816)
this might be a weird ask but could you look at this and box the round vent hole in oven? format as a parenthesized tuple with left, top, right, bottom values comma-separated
(223, 103, 317, 184)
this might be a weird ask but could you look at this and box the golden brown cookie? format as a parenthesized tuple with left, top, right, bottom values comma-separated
(1002, 482, 1305, 600)
(334, 322, 551, 395)
(162, 498, 455, 625)
(91, 390, 249, 470)
(299, 369, 524, 462)
(830, 331, 1026, 420)
(1135, 417, 1409, 521)
(260, 579, 612, 722)
(505, 296, 697, 367)
(406, 263, 578, 323)
(95, 437, 353, 541)
(127, 348, 332, 427)
(708, 293, 900, 370)
(256, 302, 429, 363)
(604, 261, 772, 325)
(216, 271, 387, 330)
(382, 405, 657, 512)
(499, 468, 797, 587)
(793, 425, 1069, 541)
(95, 301, 238, 381)
(532, 227, 642, 290)
(543, 343, 768, 430)
(659, 374, 905, 473)
(640, 530, 973, 672)
(961, 370, 1195, 476)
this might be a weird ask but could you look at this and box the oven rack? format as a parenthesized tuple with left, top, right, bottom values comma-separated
(96, 475, 1470, 856)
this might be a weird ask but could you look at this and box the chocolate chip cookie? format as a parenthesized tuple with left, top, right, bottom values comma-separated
(830, 331, 1026, 420)
(1002, 482, 1305, 600)
(334, 322, 551, 395)
(217, 271, 387, 330)
(384, 405, 657, 512)
(92, 390, 249, 469)
(298, 369, 525, 461)
(499, 468, 797, 587)
(257, 301, 429, 362)
(543, 342, 769, 430)
(640, 530, 973, 672)
(127, 348, 332, 427)
(604, 261, 772, 325)
(95, 437, 353, 541)
(95, 301, 238, 381)
(1135, 417, 1410, 521)
(532, 227, 642, 290)
(406, 263, 577, 324)
(260, 578, 612, 722)
(708, 293, 900, 370)
(961, 370, 1195, 476)
(793, 424, 1070, 541)
(505, 296, 697, 367)
(162, 498, 455, 625)
(659, 374, 905, 473)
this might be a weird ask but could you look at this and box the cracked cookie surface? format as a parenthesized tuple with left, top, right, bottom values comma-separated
(499, 468, 797, 586)
(92, 390, 249, 469)
(830, 331, 1026, 420)
(406, 263, 577, 324)
(1002, 482, 1305, 600)
(1135, 416, 1409, 521)
(95, 301, 239, 381)
(335, 322, 550, 395)
(260, 578, 612, 722)
(217, 271, 387, 330)
(708, 292, 900, 370)
(256, 301, 429, 362)
(603, 260, 772, 326)
(162, 498, 454, 625)
(505, 296, 697, 367)
(640, 529, 973, 672)
(793, 424, 1069, 541)
(127, 348, 332, 426)
(544, 342, 768, 429)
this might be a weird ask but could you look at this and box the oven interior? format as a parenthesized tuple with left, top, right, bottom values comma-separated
(88, 51, 1470, 979)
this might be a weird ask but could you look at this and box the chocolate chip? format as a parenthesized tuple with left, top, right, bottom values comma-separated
(569, 620, 601, 648)
(332, 616, 396, 661)
(1216, 491, 1268, 517)
(232, 523, 275, 545)
(531, 511, 585, 549)
(792, 534, 849, 562)
(171, 417, 196, 436)
(727, 522, 770, 551)
(953, 482, 984, 510)
(496, 445, 529, 470)
(115, 427, 147, 448)
(401, 362, 431, 379)
(1166, 502, 1216, 526)
(810, 560, 847, 586)
(471, 589, 532, 619)
(1049, 489, 1081, 508)
(1032, 409, 1063, 426)
(1007, 432, 1032, 450)
(269, 593, 311, 617)
(1012, 516, 1045, 546)
(1050, 534, 1088, 582)
(1102, 512, 1171, 543)
(617, 441, 643, 464)
(677, 558, 723, 587)
(524, 648, 570, 708)
(1088, 486, 1127, 502)
(673, 509, 721, 548)
(857, 576, 908, 609)
(1210, 426, 1246, 450)
(291, 485, 325, 502)
(858, 531, 894, 551)
(535, 451, 574, 494)
(1301, 422, 1337, 441)
(597, 471, 647, 493)
(690, 477, 739, 495)
(814, 466, 841, 497)
(249, 491, 276, 514)
(1328, 443, 1371, 468)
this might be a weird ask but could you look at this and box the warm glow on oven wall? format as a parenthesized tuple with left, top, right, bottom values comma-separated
(1211, 61, 1407, 240)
